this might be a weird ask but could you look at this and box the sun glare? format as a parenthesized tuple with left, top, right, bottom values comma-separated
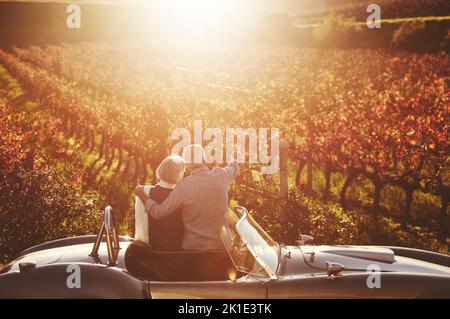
(153, 0, 238, 39)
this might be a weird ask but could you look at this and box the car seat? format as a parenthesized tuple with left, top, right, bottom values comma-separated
(124, 241, 234, 282)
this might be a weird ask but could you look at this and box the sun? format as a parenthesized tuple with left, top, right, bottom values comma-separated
(152, 0, 237, 39)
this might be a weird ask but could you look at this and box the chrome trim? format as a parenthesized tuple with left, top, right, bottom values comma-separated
(90, 206, 121, 266)
(326, 261, 345, 277)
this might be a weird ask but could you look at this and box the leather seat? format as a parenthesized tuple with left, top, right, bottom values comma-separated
(125, 241, 234, 282)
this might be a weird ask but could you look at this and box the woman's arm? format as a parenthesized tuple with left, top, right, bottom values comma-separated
(134, 185, 149, 205)
(145, 186, 183, 220)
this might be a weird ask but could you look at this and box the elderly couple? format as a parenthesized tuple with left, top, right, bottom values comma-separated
(134, 144, 239, 253)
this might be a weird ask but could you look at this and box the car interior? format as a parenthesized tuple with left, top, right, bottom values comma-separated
(124, 207, 256, 282)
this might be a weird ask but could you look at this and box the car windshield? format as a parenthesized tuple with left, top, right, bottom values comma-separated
(222, 207, 279, 279)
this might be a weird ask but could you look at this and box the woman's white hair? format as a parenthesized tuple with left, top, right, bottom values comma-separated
(156, 155, 185, 185)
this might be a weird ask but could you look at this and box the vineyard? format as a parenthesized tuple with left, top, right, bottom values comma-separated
(0, 43, 449, 261)
(297, 0, 450, 21)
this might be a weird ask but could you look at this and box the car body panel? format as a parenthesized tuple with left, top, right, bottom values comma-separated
(8, 241, 131, 271)
(280, 245, 450, 276)
(270, 246, 450, 299)
(266, 272, 450, 299)
(149, 278, 267, 299)
(0, 262, 148, 299)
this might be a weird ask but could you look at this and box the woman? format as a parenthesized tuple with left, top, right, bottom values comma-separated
(134, 155, 185, 251)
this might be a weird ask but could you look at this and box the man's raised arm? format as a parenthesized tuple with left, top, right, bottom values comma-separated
(223, 160, 240, 182)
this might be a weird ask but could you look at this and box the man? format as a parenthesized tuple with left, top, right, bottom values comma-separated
(136, 144, 239, 251)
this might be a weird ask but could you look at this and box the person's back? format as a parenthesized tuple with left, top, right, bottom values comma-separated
(148, 185, 183, 251)
(135, 155, 185, 251)
(145, 145, 239, 251)
(175, 166, 232, 250)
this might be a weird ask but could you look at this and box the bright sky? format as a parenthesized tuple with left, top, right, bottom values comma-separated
(0, 0, 328, 15)
(147, 0, 327, 39)
(0, 0, 329, 41)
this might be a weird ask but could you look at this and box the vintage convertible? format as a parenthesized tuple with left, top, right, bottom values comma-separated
(0, 206, 449, 298)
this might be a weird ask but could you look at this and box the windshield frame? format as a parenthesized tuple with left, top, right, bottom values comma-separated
(233, 207, 279, 279)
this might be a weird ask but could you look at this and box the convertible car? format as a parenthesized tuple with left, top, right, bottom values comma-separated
(0, 206, 449, 299)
